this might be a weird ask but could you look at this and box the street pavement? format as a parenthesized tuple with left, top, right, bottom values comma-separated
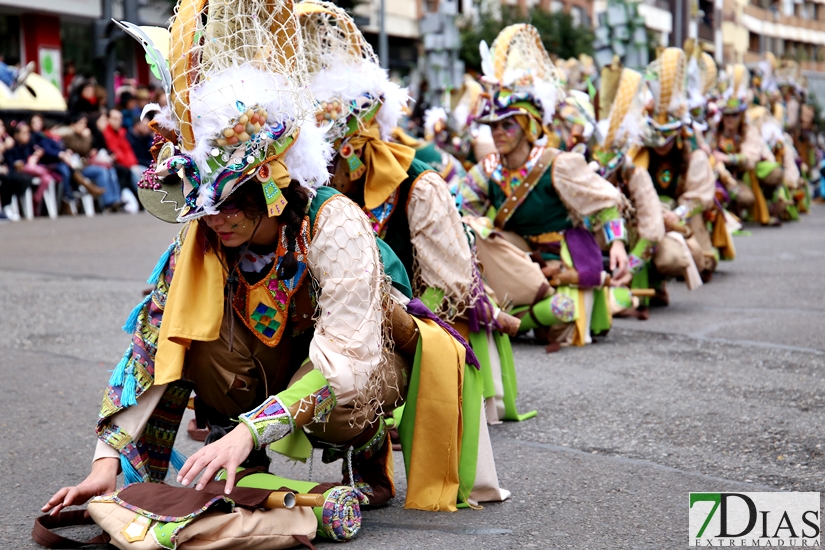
(1, 207, 823, 549)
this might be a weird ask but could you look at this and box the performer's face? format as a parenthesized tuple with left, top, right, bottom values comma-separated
(490, 117, 524, 155)
(722, 113, 741, 135)
(203, 201, 260, 248)
(654, 139, 676, 156)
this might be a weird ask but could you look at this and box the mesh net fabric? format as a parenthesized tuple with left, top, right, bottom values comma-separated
(306, 197, 400, 429)
(169, 0, 311, 156)
(645, 48, 687, 122)
(490, 24, 561, 87)
(297, 0, 377, 75)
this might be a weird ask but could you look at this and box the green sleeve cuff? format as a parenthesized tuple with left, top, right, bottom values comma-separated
(239, 368, 335, 449)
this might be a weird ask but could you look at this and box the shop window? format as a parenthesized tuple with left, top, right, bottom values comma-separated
(0, 15, 22, 64)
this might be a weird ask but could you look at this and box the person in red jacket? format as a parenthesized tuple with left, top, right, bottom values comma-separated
(102, 109, 145, 198)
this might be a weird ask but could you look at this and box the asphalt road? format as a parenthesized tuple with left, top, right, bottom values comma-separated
(1, 207, 823, 549)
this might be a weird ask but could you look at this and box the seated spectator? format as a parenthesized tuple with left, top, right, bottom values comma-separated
(29, 114, 73, 201)
(62, 113, 123, 211)
(119, 91, 139, 130)
(128, 118, 153, 168)
(0, 119, 35, 217)
(69, 79, 102, 115)
(4, 122, 58, 215)
(101, 109, 145, 197)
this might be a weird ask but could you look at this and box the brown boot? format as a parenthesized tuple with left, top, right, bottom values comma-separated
(73, 170, 105, 197)
(339, 425, 395, 508)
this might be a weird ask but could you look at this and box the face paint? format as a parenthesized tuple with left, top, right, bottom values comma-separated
(490, 118, 524, 155)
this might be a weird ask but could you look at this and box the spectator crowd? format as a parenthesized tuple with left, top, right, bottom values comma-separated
(0, 64, 164, 222)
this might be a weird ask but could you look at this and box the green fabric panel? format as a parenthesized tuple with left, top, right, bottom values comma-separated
(377, 238, 413, 298)
(756, 160, 781, 180)
(389, 403, 405, 427)
(590, 288, 612, 335)
(276, 368, 328, 409)
(376, 160, 429, 281)
(496, 331, 537, 422)
(469, 331, 496, 400)
(612, 287, 633, 309)
(457, 364, 482, 505)
(488, 160, 574, 236)
(594, 205, 621, 224)
(419, 286, 445, 312)
(308, 186, 339, 230)
(397, 339, 423, 481)
(560, 239, 573, 266)
(512, 297, 562, 331)
(269, 429, 313, 461)
(631, 262, 650, 307)
(414, 142, 442, 166)
(630, 238, 652, 259)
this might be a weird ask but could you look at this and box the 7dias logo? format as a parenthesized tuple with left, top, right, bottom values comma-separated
(689, 492, 820, 547)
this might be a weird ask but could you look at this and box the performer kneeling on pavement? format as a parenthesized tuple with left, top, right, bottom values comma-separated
(44, 0, 483, 517)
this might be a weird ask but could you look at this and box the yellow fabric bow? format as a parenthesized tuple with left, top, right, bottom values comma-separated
(155, 222, 227, 385)
(343, 118, 415, 210)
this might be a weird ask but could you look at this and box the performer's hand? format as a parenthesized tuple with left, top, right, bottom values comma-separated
(609, 240, 628, 282)
(177, 424, 254, 494)
(42, 457, 118, 516)
(611, 270, 633, 287)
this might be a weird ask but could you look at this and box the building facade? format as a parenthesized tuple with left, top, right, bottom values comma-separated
(0, 0, 171, 96)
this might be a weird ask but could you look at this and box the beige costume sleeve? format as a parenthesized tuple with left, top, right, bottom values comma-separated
(307, 194, 386, 407)
(783, 139, 800, 188)
(627, 168, 665, 243)
(679, 149, 716, 211)
(407, 170, 475, 318)
(93, 383, 166, 462)
(552, 151, 622, 217)
(739, 125, 773, 170)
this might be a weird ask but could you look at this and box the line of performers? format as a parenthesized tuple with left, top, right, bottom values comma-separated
(41, 0, 817, 539)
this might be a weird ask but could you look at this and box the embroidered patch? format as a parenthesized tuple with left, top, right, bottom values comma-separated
(550, 293, 576, 323)
(250, 303, 281, 338)
(239, 396, 293, 449)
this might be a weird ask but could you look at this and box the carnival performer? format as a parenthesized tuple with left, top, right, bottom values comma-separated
(296, 1, 521, 495)
(633, 48, 720, 284)
(459, 24, 628, 348)
(43, 0, 482, 518)
(591, 64, 702, 317)
(712, 64, 781, 226)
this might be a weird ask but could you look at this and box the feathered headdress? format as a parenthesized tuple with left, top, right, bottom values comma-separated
(720, 63, 750, 114)
(295, 0, 408, 145)
(642, 47, 688, 147)
(476, 24, 563, 129)
(120, 0, 331, 223)
(593, 68, 645, 177)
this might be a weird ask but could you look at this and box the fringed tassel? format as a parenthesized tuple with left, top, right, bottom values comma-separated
(121, 366, 138, 407)
(108, 345, 132, 388)
(122, 293, 151, 334)
(147, 242, 175, 285)
(120, 454, 143, 485)
(169, 448, 187, 474)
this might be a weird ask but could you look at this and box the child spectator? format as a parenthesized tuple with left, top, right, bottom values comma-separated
(62, 113, 123, 211)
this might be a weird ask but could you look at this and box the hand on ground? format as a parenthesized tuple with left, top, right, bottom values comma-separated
(177, 424, 254, 495)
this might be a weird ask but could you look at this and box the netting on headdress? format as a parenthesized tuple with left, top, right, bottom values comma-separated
(701, 53, 717, 96)
(721, 64, 750, 103)
(597, 68, 645, 151)
(296, 0, 406, 142)
(481, 24, 563, 124)
(169, 0, 311, 156)
(645, 48, 687, 123)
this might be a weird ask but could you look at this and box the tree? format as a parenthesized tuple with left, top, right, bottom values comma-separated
(458, 5, 595, 71)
